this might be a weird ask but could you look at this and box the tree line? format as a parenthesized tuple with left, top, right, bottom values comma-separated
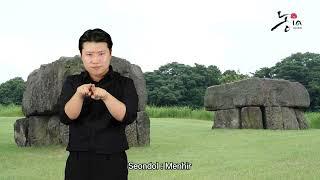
(1, 52, 320, 111)
(145, 52, 320, 110)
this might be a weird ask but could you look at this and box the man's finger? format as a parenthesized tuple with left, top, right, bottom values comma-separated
(91, 95, 98, 100)
(91, 84, 96, 92)
(85, 90, 90, 96)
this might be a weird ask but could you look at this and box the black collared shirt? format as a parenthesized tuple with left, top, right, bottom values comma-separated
(58, 66, 138, 153)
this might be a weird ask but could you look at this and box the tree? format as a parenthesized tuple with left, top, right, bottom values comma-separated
(253, 67, 274, 78)
(253, 52, 320, 111)
(220, 70, 249, 84)
(0, 77, 26, 105)
(145, 62, 221, 108)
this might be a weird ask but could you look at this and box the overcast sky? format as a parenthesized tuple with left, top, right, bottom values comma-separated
(0, 0, 319, 83)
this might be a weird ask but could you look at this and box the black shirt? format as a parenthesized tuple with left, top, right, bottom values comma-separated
(58, 66, 138, 153)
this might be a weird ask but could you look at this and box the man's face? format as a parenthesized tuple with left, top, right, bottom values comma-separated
(81, 42, 111, 78)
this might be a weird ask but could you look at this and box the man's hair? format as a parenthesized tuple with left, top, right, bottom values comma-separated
(78, 28, 113, 54)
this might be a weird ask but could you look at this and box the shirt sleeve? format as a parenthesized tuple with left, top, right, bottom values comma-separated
(58, 77, 77, 125)
(121, 78, 139, 125)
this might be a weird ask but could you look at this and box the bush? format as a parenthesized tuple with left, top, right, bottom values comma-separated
(0, 104, 23, 117)
(146, 105, 213, 121)
(306, 112, 320, 129)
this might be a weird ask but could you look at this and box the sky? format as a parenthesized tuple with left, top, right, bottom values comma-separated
(0, 0, 319, 83)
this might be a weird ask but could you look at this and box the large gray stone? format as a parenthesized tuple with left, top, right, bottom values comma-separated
(213, 109, 240, 129)
(27, 116, 63, 146)
(136, 111, 150, 146)
(22, 56, 147, 117)
(281, 107, 299, 129)
(265, 106, 283, 129)
(14, 118, 29, 147)
(241, 107, 263, 129)
(295, 109, 309, 129)
(125, 111, 150, 147)
(59, 120, 69, 145)
(204, 78, 310, 111)
(14, 116, 66, 146)
(15, 55, 150, 147)
(125, 121, 138, 147)
(206, 78, 310, 130)
(264, 107, 300, 130)
(130, 65, 147, 112)
(22, 57, 83, 117)
(15, 113, 150, 147)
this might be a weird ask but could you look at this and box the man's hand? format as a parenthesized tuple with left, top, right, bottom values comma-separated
(74, 84, 126, 122)
(64, 83, 94, 120)
(90, 85, 109, 101)
(76, 84, 95, 98)
(76, 84, 109, 101)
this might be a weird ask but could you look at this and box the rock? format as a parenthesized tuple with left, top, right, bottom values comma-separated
(14, 118, 29, 147)
(265, 106, 283, 129)
(130, 65, 147, 112)
(213, 109, 240, 129)
(59, 121, 69, 145)
(15, 55, 150, 147)
(27, 116, 60, 146)
(295, 109, 309, 129)
(136, 111, 150, 146)
(22, 56, 83, 116)
(204, 78, 310, 111)
(124, 111, 150, 147)
(125, 121, 138, 147)
(22, 56, 147, 117)
(110, 57, 131, 77)
(281, 107, 299, 129)
(205, 78, 310, 130)
(15, 114, 148, 147)
(264, 107, 301, 130)
(241, 107, 263, 129)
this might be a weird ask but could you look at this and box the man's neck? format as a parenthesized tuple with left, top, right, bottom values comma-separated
(90, 68, 109, 82)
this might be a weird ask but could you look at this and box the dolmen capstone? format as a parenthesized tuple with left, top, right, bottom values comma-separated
(204, 78, 310, 130)
(14, 55, 150, 147)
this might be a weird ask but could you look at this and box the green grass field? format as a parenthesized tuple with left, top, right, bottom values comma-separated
(2, 117, 320, 180)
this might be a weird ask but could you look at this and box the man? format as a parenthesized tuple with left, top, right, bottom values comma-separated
(58, 28, 138, 180)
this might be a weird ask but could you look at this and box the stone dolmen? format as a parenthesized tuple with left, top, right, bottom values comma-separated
(204, 78, 309, 130)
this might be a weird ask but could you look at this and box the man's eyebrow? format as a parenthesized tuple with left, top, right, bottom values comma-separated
(84, 51, 94, 53)
(84, 50, 106, 53)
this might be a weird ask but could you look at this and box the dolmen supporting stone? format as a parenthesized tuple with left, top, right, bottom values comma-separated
(204, 78, 310, 130)
(14, 55, 150, 147)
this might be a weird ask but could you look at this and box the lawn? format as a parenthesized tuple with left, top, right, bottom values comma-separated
(1, 117, 320, 179)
